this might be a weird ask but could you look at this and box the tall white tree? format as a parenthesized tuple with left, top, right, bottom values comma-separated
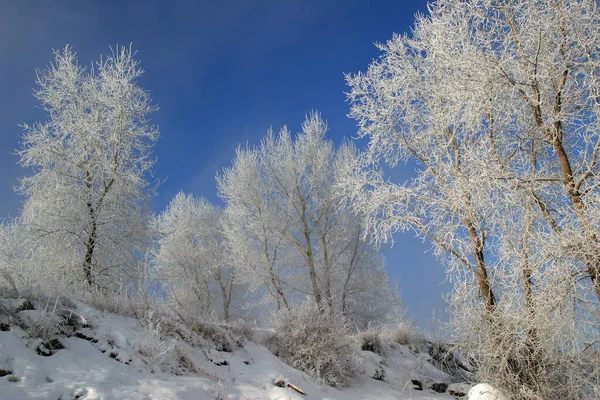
(219, 144, 292, 310)
(17, 45, 158, 292)
(340, 0, 600, 397)
(342, 30, 498, 313)
(153, 192, 235, 321)
(219, 113, 403, 325)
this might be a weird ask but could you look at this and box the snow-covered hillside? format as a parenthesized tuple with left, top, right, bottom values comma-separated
(0, 296, 473, 400)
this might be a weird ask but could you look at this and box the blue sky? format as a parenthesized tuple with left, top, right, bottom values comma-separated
(0, 0, 451, 328)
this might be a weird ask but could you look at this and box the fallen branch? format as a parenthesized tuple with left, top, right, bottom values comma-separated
(274, 379, 306, 395)
(287, 382, 305, 395)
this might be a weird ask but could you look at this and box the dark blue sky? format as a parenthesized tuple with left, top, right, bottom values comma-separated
(0, 0, 451, 328)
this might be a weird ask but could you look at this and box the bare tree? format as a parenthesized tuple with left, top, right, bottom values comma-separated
(218, 144, 292, 310)
(340, 0, 600, 397)
(17, 45, 158, 292)
(153, 192, 235, 321)
(219, 112, 403, 325)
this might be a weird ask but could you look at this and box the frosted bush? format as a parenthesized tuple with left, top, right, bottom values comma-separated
(138, 311, 176, 372)
(226, 319, 253, 347)
(273, 301, 361, 387)
(138, 335, 175, 372)
(357, 331, 386, 357)
(376, 321, 424, 348)
(189, 320, 234, 352)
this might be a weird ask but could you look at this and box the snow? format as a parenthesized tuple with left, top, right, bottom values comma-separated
(467, 383, 505, 400)
(0, 298, 467, 399)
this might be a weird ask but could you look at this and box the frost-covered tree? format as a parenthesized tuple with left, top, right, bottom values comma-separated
(218, 145, 292, 310)
(0, 220, 29, 293)
(219, 113, 402, 325)
(153, 192, 235, 321)
(420, 0, 600, 303)
(342, 27, 498, 314)
(17, 45, 158, 292)
(341, 0, 600, 397)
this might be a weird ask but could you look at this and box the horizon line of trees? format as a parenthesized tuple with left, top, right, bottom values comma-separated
(0, 46, 403, 330)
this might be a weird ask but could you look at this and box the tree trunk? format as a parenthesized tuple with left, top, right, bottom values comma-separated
(225, 275, 233, 320)
(465, 212, 496, 314)
(523, 42, 600, 301)
(295, 184, 322, 306)
(341, 230, 361, 313)
(83, 218, 97, 288)
(520, 200, 543, 391)
(474, 249, 496, 313)
(319, 231, 333, 308)
(263, 244, 289, 310)
(548, 134, 600, 299)
(220, 281, 230, 321)
(301, 212, 322, 306)
(216, 268, 232, 321)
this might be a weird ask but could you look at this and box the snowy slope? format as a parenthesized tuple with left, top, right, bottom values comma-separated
(0, 297, 470, 400)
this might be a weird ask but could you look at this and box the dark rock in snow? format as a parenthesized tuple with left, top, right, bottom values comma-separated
(46, 338, 64, 350)
(372, 367, 385, 381)
(360, 332, 384, 355)
(15, 299, 35, 312)
(60, 310, 86, 330)
(36, 338, 64, 356)
(75, 332, 98, 343)
(410, 379, 423, 390)
(431, 382, 448, 393)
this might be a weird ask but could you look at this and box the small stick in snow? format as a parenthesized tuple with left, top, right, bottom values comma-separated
(286, 383, 305, 395)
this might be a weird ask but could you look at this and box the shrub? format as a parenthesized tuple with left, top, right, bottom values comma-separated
(140, 310, 179, 339)
(393, 323, 418, 345)
(137, 333, 175, 373)
(189, 320, 234, 352)
(273, 301, 361, 387)
(358, 331, 386, 357)
(376, 321, 424, 349)
(136, 310, 178, 372)
(16, 296, 85, 340)
(261, 330, 280, 355)
(226, 319, 253, 347)
(80, 288, 136, 317)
